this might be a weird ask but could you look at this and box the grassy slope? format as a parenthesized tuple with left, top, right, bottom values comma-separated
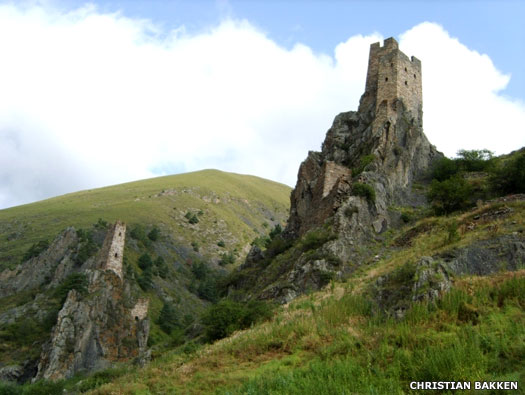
(81, 199, 525, 394)
(0, 169, 291, 269)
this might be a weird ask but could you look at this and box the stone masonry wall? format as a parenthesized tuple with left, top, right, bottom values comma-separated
(360, 37, 422, 125)
(130, 298, 149, 321)
(321, 161, 352, 198)
(98, 221, 126, 279)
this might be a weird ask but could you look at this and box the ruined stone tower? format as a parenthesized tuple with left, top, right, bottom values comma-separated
(359, 37, 422, 127)
(98, 221, 126, 279)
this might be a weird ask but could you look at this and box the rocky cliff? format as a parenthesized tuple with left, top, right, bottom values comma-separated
(35, 221, 150, 381)
(228, 38, 442, 303)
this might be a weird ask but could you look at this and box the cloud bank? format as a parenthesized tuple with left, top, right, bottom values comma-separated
(0, 4, 523, 208)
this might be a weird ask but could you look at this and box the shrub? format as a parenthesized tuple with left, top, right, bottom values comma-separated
(138, 268, 153, 291)
(490, 152, 525, 195)
(269, 224, 283, 240)
(352, 154, 375, 176)
(147, 226, 160, 241)
(188, 215, 199, 224)
(94, 218, 108, 229)
(300, 228, 336, 252)
(456, 149, 494, 172)
(54, 273, 88, 303)
(431, 157, 460, 181)
(154, 257, 168, 279)
(138, 253, 153, 271)
(445, 221, 460, 244)
(75, 237, 97, 265)
(158, 302, 180, 334)
(351, 182, 376, 203)
(191, 241, 200, 252)
(201, 299, 274, 341)
(219, 251, 236, 266)
(22, 240, 49, 262)
(198, 277, 219, 302)
(129, 224, 150, 247)
(217, 240, 226, 247)
(191, 261, 208, 280)
(427, 175, 472, 214)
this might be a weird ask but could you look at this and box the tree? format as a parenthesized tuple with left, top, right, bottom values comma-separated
(490, 152, 525, 195)
(456, 149, 494, 172)
(147, 226, 160, 241)
(158, 302, 180, 334)
(427, 175, 472, 214)
(138, 253, 153, 270)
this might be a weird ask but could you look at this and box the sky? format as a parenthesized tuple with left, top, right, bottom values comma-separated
(0, 0, 524, 209)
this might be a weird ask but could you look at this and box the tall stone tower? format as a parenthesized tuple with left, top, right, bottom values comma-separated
(98, 220, 126, 279)
(359, 37, 422, 127)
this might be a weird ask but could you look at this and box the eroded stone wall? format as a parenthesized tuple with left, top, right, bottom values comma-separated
(360, 37, 422, 125)
(98, 221, 126, 279)
(131, 298, 149, 321)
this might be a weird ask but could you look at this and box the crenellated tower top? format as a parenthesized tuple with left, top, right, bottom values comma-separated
(359, 37, 422, 126)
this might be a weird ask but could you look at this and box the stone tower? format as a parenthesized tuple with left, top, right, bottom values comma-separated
(359, 37, 422, 127)
(98, 221, 126, 279)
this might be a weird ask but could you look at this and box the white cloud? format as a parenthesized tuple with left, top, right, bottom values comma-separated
(0, 5, 523, 209)
(399, 22, 525, 157)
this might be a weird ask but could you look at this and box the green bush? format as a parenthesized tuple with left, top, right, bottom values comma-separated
(456, 149, 494, 172)
(351, 182, 376, 203)
(191, 241, 199, 252)
(197, 277, 219, 303)
(22, 240, 49, 262)
(352, 154, 375, 176)
(138, 268, 153, 291)
(158, 302, 181, 334)
(431, 157, 460, 181)
(201, 299, 274, 341)
(54, 273, 88, 303)
(490, 152, 525, 195)
(191, 261, 208, 280)
(269, 224, 283, 240)
(94, 218, 108, 229)
(299, 228, 336, 252)
(75, 236, 97, 265)
(185, 212, 199, 224)
(217, 240, 226, 247)
(147, 226, 160, 241)
(138, 253, 153, 271)
(427, 175, 472, 214)
(219, 251, 236, 266)
(154, 256, 169, 279)
(129, 224, 150, 247)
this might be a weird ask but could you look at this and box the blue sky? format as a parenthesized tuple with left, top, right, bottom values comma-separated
(0, 0, 524, 209)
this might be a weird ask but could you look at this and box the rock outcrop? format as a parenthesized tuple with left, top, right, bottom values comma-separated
(286, 37, 441, 262)
(0, 227, 79, 298)
(35, 221, 150, 381)
(228, 38, 441, 303)
(373, 234, 525, 317)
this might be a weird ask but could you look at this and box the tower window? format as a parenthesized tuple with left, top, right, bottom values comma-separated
(114, 253, 118, 258)
(390, 63, 394, 67)
(404, 67, 407, 72)
(385, 77, 388, 82)
(414, 74, 416, 79)
(405, 81, 408, 86)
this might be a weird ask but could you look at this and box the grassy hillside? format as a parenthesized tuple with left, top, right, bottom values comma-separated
(0, 169, 291, 269)
(0, 169, 290, 373)
(6, 196, 519, 394)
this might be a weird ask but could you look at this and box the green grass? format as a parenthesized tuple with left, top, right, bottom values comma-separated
(0, 169, 291, 269)
(76, 198, 525, 394)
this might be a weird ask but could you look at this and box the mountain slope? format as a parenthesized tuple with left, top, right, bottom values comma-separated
(0, 169, 291, 270)
(0, 170, 291, 383)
